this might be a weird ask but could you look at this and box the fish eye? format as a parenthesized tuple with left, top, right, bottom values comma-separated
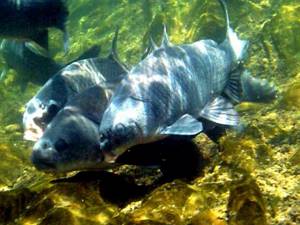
(55, 139, 69, 153)
(99, 134, 106, 142)
(39, 103, 46, 110)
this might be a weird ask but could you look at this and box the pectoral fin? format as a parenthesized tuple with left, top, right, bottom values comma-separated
(25, 42, 49, 58)
(160, 114, 203, 135)
(31, 29, 49, 51)
(200, 96, 239, 126)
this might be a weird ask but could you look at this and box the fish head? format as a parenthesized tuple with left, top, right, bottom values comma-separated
(23, 76, 69, 141)
(31, 85, 110, 172)
(99, 121, 142, 163)
(99, 84, 147, 162)
(23, 97, 60, 142)
(31, 108, 104, 172)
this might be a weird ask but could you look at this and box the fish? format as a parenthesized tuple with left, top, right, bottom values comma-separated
(31, 85, 112, 172)
(0, 39, 101, 90)
(23, 29, 128, 142)
(31, 85, 202, 174)
(0, 0, 69, 51)
(98, 0, 277, 163)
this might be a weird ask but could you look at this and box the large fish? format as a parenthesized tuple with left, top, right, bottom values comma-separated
(0, 39, 101, 90)
(0, 0, 69, 51)
(23, 29, 128, 142)
(98, 0, 277, 163)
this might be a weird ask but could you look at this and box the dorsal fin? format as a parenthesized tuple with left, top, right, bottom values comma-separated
(109, 26, 120, 60)
(141, 36, 158, 60)
(218, 0, 248, 62)
(108, 27, 130, 70)
(150, 37, 158, 50)
(161, 25, 172, 47)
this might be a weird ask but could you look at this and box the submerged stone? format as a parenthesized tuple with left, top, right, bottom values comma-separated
(227, 179, 267, 225)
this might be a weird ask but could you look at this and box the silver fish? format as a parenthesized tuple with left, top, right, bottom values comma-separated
(98, 0, 277, 163)
(23, 29, 128, 142)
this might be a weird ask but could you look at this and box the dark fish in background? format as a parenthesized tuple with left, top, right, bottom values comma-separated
(0, 39, 101, 90)
(23, 29, 128, 142)
(98, 0, 277, 163)
(0, 0, 69, 51)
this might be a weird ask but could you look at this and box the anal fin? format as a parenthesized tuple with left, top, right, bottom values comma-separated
(200, 96, 239, 126)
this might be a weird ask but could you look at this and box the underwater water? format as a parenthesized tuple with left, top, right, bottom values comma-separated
(0, 0, 299, 224)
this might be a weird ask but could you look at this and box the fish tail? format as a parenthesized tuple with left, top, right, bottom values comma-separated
(224, 65, 277, 103)
(240, 71, 278, 103)
(218, 0, 249, 62)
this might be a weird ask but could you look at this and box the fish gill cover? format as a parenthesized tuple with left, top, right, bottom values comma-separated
(0, 0, 299, 225)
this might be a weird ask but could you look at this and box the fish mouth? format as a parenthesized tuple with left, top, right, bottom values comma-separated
(36, 161, 56, 171)
(31, 155, 56, 172)
(23, 125, 44, 142)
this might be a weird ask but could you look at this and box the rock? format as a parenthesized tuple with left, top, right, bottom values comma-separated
(227, 179, 267, 225)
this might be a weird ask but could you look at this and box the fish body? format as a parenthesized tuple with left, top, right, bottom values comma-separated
(0, 0, 68, 50)
(23, 29, 128, 142)
(98, 0, 277, 163)
(99, 39, 232, 161)
(23, 55, 127, 142)
(0, 39, 100, 89)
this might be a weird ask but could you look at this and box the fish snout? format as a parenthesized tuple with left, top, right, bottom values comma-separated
(31, 139, 57, 170)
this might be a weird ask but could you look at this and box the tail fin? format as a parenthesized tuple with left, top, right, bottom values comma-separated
(224, 66, 277, 104)
(218, 0, 248, 62)
(241, 71, 277, 103)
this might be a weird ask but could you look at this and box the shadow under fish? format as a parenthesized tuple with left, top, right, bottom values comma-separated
(0, 0, 69, 51)
(51, 138, 207, 205)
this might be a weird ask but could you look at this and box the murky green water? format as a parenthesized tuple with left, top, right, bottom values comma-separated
(0, 0, 299, 224)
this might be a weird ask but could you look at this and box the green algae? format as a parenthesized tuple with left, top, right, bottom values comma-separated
(0, 0, 300, 224)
